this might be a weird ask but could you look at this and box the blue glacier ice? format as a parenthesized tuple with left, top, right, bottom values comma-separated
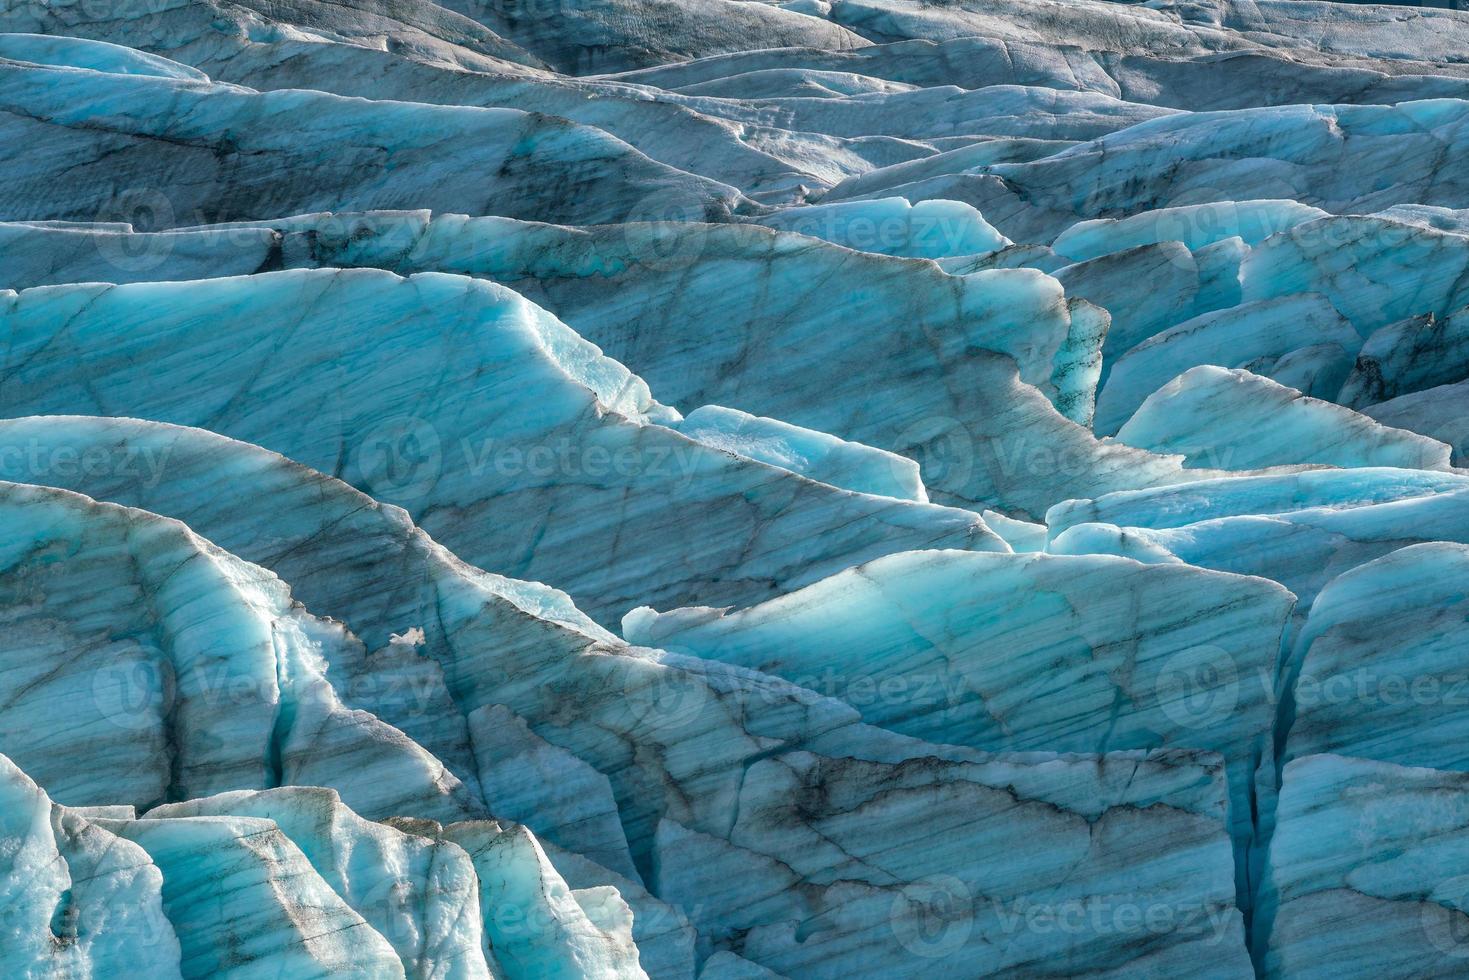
(1364, 379, 1469, 465)
(0, 214, 1294, 520)
(1095, 294, 1362, 434)
(0, 479, 480, 821)
(1045, 468, 1469, 539)
(625, 547, 1294, 906)
(1283, 543, 1469, 771)
(1116, 366, 1454, 471)
(669, 404, 928, 501)
(0, 755, 183, 979)
(4, 0, 1469, 975)
(1051, 201, 1329, 263)
(754, 197, 1010, 260)
(0, 271, 1010, 624)
(1048, 486, 1469, 616)
(1261, 755, 1469, 977)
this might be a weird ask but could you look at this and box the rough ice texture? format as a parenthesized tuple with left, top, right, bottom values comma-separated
(0, 755, 183, 979)
(1364, 378, 1469, 465)
(1095, 293, 1362, 435)
(1284, 542, 1469, 771)
(0, 60, 744, 228)
(1, 747, 661, 980)
(0, 480, 478, 822)
(1051, 201, 1328, 262)
(0, 214, 1266, 520)
(1337, 306, 1469, 409)
(1049, 490, 1469, 634)
(626, 548, 1294, 891)
(1116, 366, 1454, 471)
(670, 404, 928, 501)
(6, 0, 1469, 973)
(755, 197, 1010, 258)
(146, 787, 494, 979)
(0, 414, 1250, 975)
(1045, 469, 1469, 539)
(1261, 755, 1469, 978)
(0, 271, 1006, 626)
(655, 746, 1251, 977)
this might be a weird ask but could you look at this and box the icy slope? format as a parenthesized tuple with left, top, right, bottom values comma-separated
(0, 480, 478, 821)
(0, 213, 1282, 519)
(0, 755, 183, 979)
(0, 754, 651, 979)
(625, 548, 1294, 891)
(0, 58, 743, 227)
(1283, 543, 1469, 771)
(0, 270, 1007, 624)
(5, 0, 1469, 974)
(1262, 756, 1469, 977)
(0, 415, 1268, 974)
(1115, 366, 1455, 471)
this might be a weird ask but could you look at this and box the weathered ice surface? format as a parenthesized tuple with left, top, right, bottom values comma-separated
(1051, 201, 1329, 262)
(0, 213, 1105, 427)
(1052, 241, 1222, 375)
(655, 745, 1252, 977)
(1261, 755, 1469, 978)
(6, 0, 1469, 973)
(0, 414, 615, 794)
(1337, 307, 1469, 409)
(0, 58, 744, 228)
(0, 480, 480, 822)
(146, 787, 495, 980)
(965, 101, 1469, 242)
(0, 426, 1263, 975)
(669, 405, 927, 501)
(0, 272, 1007, 625)
(1116, 366, 1455, 471)
(0, 214, 1270, 520)
(101, 814, 409, 979)
(438, 0, 867, 74)
(539, 839, 698, 980)
(1284, 542, 1469, 770)
(0, 747, 663, 980)
(1364, 378, 1469, 464)
(1095, 294, 1362, 435)
(755, 197, 1010, 260)
(1045, 468, 1469, 539)
(0, 416, 1256, 974)
(436, 819, 646, 978)
(1239, 215, 1469, 338)
(0, 754, 182, 979)
(1049, 486, 1469, 616)
(626, 548, 1294, 896)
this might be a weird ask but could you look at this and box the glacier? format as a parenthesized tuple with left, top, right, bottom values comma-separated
(2, 0, 1469, 976)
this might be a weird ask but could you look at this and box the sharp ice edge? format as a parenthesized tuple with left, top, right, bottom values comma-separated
(3, 0, 1469, 976)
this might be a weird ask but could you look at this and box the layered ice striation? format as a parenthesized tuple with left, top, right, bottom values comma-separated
(1261, 755, 1469, 977)
(0, 480, 479, 822)
(4, 0, 1469, 975)
(625, 548, 1293, 887)
(1116, 366, 1455, 471)
(0, 416, 1250, 973)
(0, 270, 1007, 624)
(0, 754, 651, 979)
